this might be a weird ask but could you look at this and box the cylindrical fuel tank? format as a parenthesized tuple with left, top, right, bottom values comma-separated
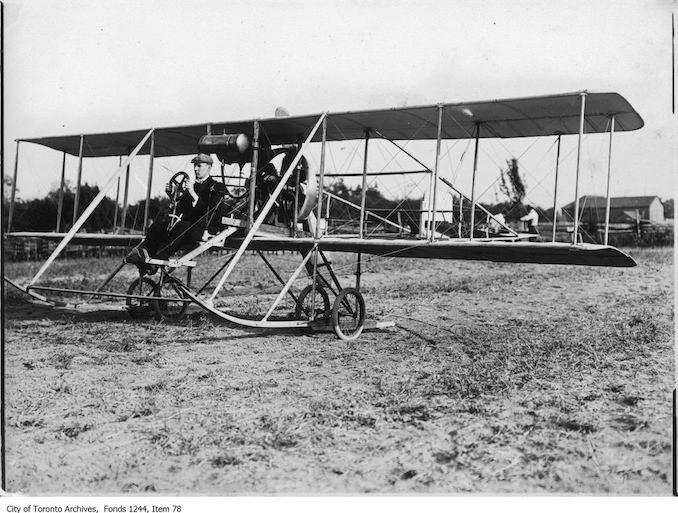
(198, 134, 251, 164)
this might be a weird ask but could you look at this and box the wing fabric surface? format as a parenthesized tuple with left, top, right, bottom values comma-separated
(20, 92, 643, 157)
(7, 232, 636, 267)
(228, 237, 637, 268)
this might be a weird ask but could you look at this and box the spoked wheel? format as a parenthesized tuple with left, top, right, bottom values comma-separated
(126, 277, 157, 318)
(153, 276, 190, 321)
(331, 288, 366, 340)
(295, 284, 331, 320)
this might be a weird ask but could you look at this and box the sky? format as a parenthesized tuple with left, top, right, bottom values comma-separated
(3, 0, 676, 216)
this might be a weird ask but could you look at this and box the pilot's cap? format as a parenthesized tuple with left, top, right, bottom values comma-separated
(191, 153, 213, 165)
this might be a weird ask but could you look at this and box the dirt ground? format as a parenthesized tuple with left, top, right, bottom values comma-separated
(2, 247, 674, 494)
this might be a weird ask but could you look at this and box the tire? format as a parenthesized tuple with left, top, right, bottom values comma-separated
(331, 288, 365, 340)
(295, 284, 331, 320)
(126, 277, 157, 318)
(152, 276, 189, 321)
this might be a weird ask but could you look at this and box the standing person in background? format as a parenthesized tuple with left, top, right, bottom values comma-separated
(520, 205, 540, 235)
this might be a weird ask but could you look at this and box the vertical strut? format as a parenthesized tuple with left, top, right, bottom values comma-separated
(469, 124, 481, 240)
(121, 147, 131, 232)
(311, 116, 328, 315)
(7, 141, 20, 232)
(113, 157, 121, 233)
(551, 134, 562, 242)
(72, 135, 84, 226)
(573, 92, 587, 244)
(293, 160, 300, 236)
(143, 131, 155, 234)
(359, 129, 370, 238)
(56, 152, 66, 232)
(604, 115, 616, 245)
(430, 104, 444, 241)
(248, 120, 260, 231)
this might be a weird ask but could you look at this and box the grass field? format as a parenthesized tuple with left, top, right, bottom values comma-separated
(3, 247, 674, 494)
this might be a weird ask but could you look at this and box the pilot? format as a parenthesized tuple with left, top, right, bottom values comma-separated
(126, 153, 224, 266)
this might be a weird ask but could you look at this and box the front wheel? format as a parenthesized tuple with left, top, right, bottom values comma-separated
(295, 284, 331, 320)
(331, 288, 365, 340)
(126, 277, 157, 318)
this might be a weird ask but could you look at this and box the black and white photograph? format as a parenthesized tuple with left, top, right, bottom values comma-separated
(1, 0, 675, 501)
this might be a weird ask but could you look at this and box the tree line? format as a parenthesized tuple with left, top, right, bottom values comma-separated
(3, 183, 169, 233)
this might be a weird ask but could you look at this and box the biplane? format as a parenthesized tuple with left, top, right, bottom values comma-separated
(4, 91, 642, 340)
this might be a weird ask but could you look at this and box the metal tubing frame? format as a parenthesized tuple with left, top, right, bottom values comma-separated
(143, 131, 155, 233)
(4, 276, 51, 303)
(196, 252, 236, 295)
(256, 250, 299, 304)
(324, 191, 411, 234)
(208, 113, 326, 303)
(27, 285, 191, 303)
(604, 115, 615, 245)
(263, 246, 316, 321)
(56, 152, 66, 232)
(430, 104, 444, 241)
(573, 92, 587, 244)
(359, 129, 370, 238)
(72, 135, 84, 226)
(29, 129, 155, 286)
(551, 134, 562, 242)
(373, 129, 514, 238)
(323, 169, 427, 178)
(469, 124, 481, 241)
(176, 227, 237, 265)
(300, 249, 337, 297)
(87, 260, 126, 301)
(317, 250, 340, 296)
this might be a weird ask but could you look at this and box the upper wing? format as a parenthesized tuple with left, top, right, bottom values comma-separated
(19, 91, 643, 157)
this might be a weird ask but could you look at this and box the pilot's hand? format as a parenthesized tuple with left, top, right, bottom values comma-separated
(183, 176, 199, 203)
(183, 175, 195, 193)
(165, 182, 174, 197)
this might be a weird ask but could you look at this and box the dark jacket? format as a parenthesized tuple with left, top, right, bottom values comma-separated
(176, 177, 226, 234)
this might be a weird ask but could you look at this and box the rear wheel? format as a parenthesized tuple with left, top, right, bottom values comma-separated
(331, 288, 365, 340)
(295, 284, 331, 320)
(153, 276, 190, 321)
(126, 277, 157, 318)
